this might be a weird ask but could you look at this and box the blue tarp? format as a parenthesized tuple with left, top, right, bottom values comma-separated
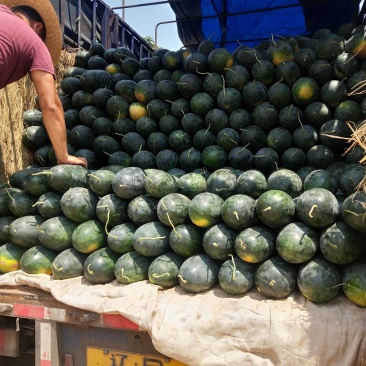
(169, 0, 361, 52)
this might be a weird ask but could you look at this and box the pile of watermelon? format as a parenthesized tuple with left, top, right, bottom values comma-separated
(1, 22, 366, 306)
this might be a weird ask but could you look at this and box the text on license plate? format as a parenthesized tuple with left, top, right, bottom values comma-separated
(86, 346, 187, 366)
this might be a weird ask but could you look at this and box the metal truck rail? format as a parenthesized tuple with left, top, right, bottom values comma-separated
(51, 0, 154, 60)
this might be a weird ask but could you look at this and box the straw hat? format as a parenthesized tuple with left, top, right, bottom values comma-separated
(0, 0, 62, 65)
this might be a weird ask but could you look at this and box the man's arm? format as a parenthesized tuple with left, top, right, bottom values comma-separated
(30, 69, 87, 167)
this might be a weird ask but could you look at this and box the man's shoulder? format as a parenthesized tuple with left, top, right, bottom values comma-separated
(0, 5, 13, 16)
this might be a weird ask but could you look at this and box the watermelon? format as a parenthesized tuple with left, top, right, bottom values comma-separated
(266, 169, 302, 198)
(148, 252, 185, 288)
(88, 169, 115, 196)
(61, 187, 98, 223)
(256, 190, 295, 229)
(207, 48, 234, 74)
(220, 194, 257, 230)
(188, 192, 224, 228)
(202, 223, 237, 260)
(133, 221, 171, 257)
(72, 220, 107, 254)
(107, 222, 137, 254)
(255, 256, 297, 299)
(22, 170, 52, 196)
(234, 226, 275, 263)
(218, 256, 255, 295)
(178, 148, 202, 172)
(178, 173, 207, 199)
(52, 248, 88, 280)
(114, 251, 153, 284)
(8, 191, 38, 217)
(20, 245, 59, 275)
(297, 256, 341, 303)
(296, 188, 339, 228)
(303, 169, 338, 193)
(144, 169, 178, 198)
(38, 216, 78, 251)
(127, 194, 158, 226)
(9, 215, 45, 248)
(201, 145, 228, 171)
(266, 127, 293, 153)
(83, 247, 119, 284)
(276, 222, 319, 264)
(178, 253, 220, 293)
(253, 147, 279, 174)
(169, 223, 204, 258)
(112, 167, 146, 199)
(342, 191, 366, 233)
(0, 216, 16, 244)
(206, 168, 237, 199)
(34, 192, 63, 219)
(96, 194, 129, 228)
(156, 193, 190, 228)
(252, 102, 279, 133)
(47, 165, 89, 193)
(236, 170, 267, 198)
(342, 262, 366, 307)
(319, 221, 363, 264)
(0, 243, 28, 273)
(338, 164, 366, 196)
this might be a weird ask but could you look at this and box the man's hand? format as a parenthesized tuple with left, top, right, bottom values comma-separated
(58, 155, 88, 168)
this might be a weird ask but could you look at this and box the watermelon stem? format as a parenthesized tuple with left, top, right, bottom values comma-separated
(263, 206, 272, 212)
(87, 264, 94, 275)
(221, 75, 226, 95)
(224, 133, 238, 146)
(298, 114, 303, 127)
(254, 53, 262, 65)
(208, 32, 215, 41)
(238, 239, 247, 250)
(308, 204, 318, 218)
(160, 201, 181, 237)
(31, 171, 53, 176)
(152, 273, 170, 278)
(195, 70, 210, 76)
(270, 34, 277, 46)
(32, 201, 43, 207)
(98, 205, 115, 237)
(138, 236, 167, 241)
(88, 173, 101, 182)
(5, 188, 14, 201)
(343, 209, 364, 217)
(228, 254, 237, 281)
(177, 274, 187, 284)
(119, 268, 131, 282)
(321, 133, 349, 141)
(233, 211, 239, 221)
(52, 263, 63, 272)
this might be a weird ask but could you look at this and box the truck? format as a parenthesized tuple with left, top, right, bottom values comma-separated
(0, 1, 366, 365)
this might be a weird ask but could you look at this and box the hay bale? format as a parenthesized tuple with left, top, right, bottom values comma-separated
(346, 120, 366, 191)
(0, 50, 76, 184)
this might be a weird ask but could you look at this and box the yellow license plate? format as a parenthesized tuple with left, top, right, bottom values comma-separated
(87, 346, 187, 366)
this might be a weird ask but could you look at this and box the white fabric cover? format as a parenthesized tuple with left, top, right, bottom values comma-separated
(0, 271, 365, 366)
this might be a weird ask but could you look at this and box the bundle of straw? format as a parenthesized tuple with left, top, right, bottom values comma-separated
(346, 79, 366, 192)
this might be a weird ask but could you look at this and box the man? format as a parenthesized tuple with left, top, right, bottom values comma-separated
(0, 0, 87, 168)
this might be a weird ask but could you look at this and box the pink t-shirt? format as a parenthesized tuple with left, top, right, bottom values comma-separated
(0, 5, 55, 89)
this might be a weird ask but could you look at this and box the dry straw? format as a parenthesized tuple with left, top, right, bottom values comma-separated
(0, 50, 75, 183)
(346, 79, 366, 192)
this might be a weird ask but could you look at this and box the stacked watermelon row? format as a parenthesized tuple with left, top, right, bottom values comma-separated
(1, 22, 366, 306)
